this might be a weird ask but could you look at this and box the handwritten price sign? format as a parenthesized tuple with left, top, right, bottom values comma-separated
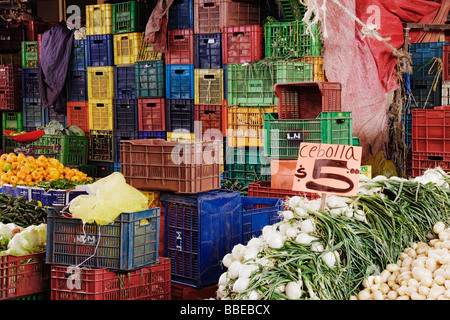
(292, 143, 363, 196)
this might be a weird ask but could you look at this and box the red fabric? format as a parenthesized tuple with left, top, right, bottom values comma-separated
(319, 0, 442, 162)
(355, 0, 441, 93)
(143, 0, 175, 52)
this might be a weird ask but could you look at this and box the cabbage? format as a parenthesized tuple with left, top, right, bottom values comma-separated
(0, 224, 46, 256)
(38, 120, 65, 135)
(67, 125, 85, 136)
(0, 223, 23, 248)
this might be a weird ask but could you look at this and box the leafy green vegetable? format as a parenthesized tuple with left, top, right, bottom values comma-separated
(32, 178, 93, 192)
(0, 223, 46, 256)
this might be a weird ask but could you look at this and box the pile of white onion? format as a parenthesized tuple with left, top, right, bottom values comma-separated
(352, 221, 450, 300)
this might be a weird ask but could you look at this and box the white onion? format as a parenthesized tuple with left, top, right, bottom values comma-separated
(218, 272, 230, 286)
(228, 260, 241, 279)
(243, 246, 260, 261)
(233, 277, 250, 293)
(295, 233, 318, 244)
(322, 251, 339, 268)
(300, 218, 315, 233)
(311, 242, 324, 252)
(288, 196, 302, 209)
(286, 227, 299, 238)
(231, 244, 246, 261)
(246, 237, 265, 250)
(222, 253, 235, 268)
(239, 264, 257, 279)
(294, 206, 308, 217)
(267, 233, 284, 249)
(285, 281, 302, 299)
(247, 290, 260, 300)
(282, 210, 295, 220)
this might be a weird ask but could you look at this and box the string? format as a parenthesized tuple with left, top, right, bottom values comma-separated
(75, 224, 102, 269)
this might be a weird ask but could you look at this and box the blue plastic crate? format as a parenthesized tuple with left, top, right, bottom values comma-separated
(165, 64, 194, 99)
(66, 70, 88, 101)
(410, 78, 441, 109)
(113, 130, 138, 162)
(45, 206, 161, 271)
(22, 97, 44, 128)
(113, 98, 138, 132)
(43, 107, 67, 127)
(137, 131, 167, 140)
(166, 98, 195, 133)
(161, 189, 242, 288)
(114, 162, 121, 172)
(22, 68, 39, 99)
(409, 42, 447, 81)
(168, 0, 194, 30)
(86, 34, 114, 67)
(114, 65, 136, 99)
(241, 196, 283, 244)
(69, 39, 88, 71)
(194, 33, 222, 69)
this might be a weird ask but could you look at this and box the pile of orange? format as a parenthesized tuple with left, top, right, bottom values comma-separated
(0, 153, 93, 186)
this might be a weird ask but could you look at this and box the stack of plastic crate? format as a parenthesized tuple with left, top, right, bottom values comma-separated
(0, 63, 22, 153)
(409, 42, 447, 109)
(46, 203, 170, 300)
(165, 0, 195, 140)
(84, 3, 116, 173)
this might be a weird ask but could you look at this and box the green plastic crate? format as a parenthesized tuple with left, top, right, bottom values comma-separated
(264, 20, 322, 58)
(21, 41, 39, 69)
(2, 135, 20, 153)
(227, 60, 313, 106)
(30, 135, 89, 165)
(226, 146, 271, 186)
(78, 164, 98, 178)
(278, 0, 306, 22)
(263, 112, 353, 159)
(135, 60, 165, 98)
(2, 112, 23, 131)
(112, 1, 146, 34)
(319, 111, 353, 144)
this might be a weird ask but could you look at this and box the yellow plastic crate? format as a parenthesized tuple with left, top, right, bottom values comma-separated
(140, 190, 161, 209)
(296, 56, 325, 81)
(86, 4, 113, 35)
(87, 66, 115, 99)
(166, 132, 197, 143)
(194, 69, 223, 105)
(88, 99, 114, 131)
(227, 105, 278, 147)
(361, 165, 372, 179)
(137, 34, 164, 61)
(114, 32, 142, 65)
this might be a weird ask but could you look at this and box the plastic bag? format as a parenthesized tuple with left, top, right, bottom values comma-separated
(69, 172, 149, 225)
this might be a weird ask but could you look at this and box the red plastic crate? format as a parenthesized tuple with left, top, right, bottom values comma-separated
(0, 252, 50, 300)
(411, 152, 450, 177)
(443, 45, 450, 81)
(50, 257, 171, 300)
(248, 180, 319, 208)
(222, 25, 263, 64)
(0, 87, 22, 111)
(194, 104, 227, 138)
(171, 282, 217, 300)
(220, 0, 260, 30)
(67, 101, 89, 133)
(166, 29, 194, 65)
(26, 20, 54, 41)
(412, 106, 450, 154)
(275, 81, 342, 119)
(138, 98, 166, 132)
(38, 33, 43, 60)
(0, 64, 21, 88)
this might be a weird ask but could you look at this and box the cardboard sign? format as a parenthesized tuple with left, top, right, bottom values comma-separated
(292, 143, 363, 196)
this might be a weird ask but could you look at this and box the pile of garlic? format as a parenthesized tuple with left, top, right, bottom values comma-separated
(352, 221, 450, 300)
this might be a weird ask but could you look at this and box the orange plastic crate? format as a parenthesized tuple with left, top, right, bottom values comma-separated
(50, 257, 171, 300)
(67, 101, 89, 133)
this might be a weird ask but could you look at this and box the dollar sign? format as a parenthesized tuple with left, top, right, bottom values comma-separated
(295, 165, 307, 179)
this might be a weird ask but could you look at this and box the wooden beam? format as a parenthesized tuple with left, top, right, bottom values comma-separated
(403, 23, 450, 31)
